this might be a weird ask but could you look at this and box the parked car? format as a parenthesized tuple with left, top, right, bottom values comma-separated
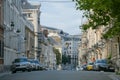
(11, 57, 32, 73)
(75, 65, 84, 71)
(86, 62, 94, 71)
(107, 60, 115, 72)
(28, 59, 36, 70)
(93, 59, 108, 71)
(81, 64, 87, 70)
(33, 60, 41, 70)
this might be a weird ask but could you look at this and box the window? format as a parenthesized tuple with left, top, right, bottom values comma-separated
(23, 13, 27, 17)
(28, 13, 32, 18)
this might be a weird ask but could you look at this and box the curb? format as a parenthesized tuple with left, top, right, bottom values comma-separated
(108, 74, 120, 80)
(0, 72, 11, 78)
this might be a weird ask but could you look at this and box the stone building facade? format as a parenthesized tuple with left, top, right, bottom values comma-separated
(0, 0, 4, 64)
(3, 0, 34, 65)
(22, 0, 41, 60)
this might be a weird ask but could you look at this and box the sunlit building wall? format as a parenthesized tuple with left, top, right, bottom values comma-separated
(3, 0, 35, 66)
(25, 26, 34, 59)
(22, 0, 41, 60)
(4, 0, 25, 65)
(84, 26, 109, 63)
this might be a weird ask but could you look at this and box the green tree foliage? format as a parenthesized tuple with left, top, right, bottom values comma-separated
(53, 47, 62, 65)
(62, 55, 68, 64)
(73, 0, 120, 39)
(62, 55, 71, 64)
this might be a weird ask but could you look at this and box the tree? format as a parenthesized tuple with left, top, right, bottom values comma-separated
(53, 47, 62, 65)
(62, 55, 71, 64)
(62, 55, 68, 64)
(74, 0, 120, 39)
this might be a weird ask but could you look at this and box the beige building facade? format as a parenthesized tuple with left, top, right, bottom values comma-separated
(22, 0, 41, 60)
(80, 26, 109, 64)
(25, 26, 34, 58)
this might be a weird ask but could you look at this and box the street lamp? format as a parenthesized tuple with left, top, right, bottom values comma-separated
(5, 21, 14, 31)
(10, 21, 14, 30)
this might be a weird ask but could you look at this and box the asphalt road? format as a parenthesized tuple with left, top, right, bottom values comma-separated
(0, 70, 114, 80)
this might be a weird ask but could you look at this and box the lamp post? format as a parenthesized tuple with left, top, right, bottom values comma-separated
(8, 21, 21, 57)
(10, 22, 14, 30)
(4, 21, 14, 32)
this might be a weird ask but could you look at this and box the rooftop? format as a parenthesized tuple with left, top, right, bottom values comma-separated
(21, 0, 40, 9)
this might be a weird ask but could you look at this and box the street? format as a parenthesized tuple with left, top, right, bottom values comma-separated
(0, 70, 115, 80)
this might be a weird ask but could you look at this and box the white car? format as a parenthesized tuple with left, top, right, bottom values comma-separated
(28, 59, 36, 70)
(11, 57, 32, 73)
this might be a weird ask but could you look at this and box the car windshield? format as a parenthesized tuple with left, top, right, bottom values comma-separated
(14, 58, 28, 62)
(34, 60, 39, 64)
(88, 63, 94, 65)
(96, 59, 107, 63)
(28, 60, 34, 63)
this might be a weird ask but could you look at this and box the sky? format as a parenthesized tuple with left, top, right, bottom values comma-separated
(28, 0, 86, 35)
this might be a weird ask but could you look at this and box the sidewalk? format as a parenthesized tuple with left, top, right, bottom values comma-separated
(0, 65, 11, 77)
(0, 71, 11, 77)
(108, 73, 120, 80)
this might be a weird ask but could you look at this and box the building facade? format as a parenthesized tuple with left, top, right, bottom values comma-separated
(3, 0, 34, 65)
(4, 0, 24, 65)
(22, 0, 41, 60)
(41, 26, 64, 69)
(25, 23, 34, 59)
(39, 29, 56, 69)
(0, 0, 4, 64)
(80, 22, 120, 73)
(62, 35, 81, 68)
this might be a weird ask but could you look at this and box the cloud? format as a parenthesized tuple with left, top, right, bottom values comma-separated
(28, 0, 85, 35)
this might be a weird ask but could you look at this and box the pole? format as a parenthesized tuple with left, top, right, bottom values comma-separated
(17, 34, 21, 57)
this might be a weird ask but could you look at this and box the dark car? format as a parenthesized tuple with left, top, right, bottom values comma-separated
(93, 59, 108, 71)
(33, 60, 41, 70)
(107, 60, 115, 72)
(11, 57, 32, 73)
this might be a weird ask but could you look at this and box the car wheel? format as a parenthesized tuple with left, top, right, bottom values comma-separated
(22, 70, 25, 72)
(28, 69, 31, 72)
(95, 66, 99, 71)
(37, 67, 39, 70)
(97, 66, 100, 71)
(12, 70, 16, 74)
